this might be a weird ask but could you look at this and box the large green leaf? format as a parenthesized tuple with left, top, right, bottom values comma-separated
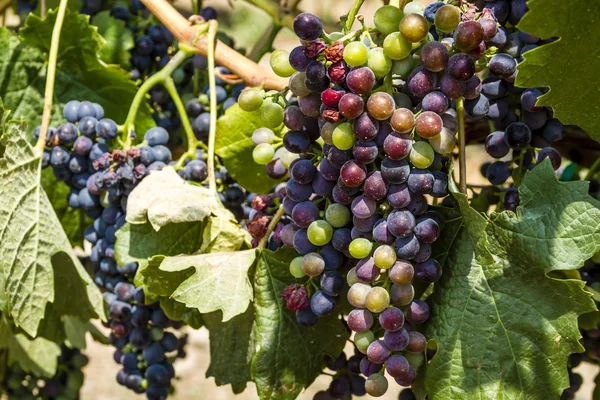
(516, 0, 600, 143)
(418, 161, 599, 400)
(0, 20, 153, 138)
(251, 248, 349, 400)
(0, 105, 104, 337)
(92, 10, 134, 68)
(215, 103, 285, 193)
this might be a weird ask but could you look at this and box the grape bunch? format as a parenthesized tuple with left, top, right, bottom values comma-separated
(312, 347, 367, 399)
(0, 345, 88, 400)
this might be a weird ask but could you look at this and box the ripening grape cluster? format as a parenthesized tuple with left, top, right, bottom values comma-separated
(0, 345, 88, 400)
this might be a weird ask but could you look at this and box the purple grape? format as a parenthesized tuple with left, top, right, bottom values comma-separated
(387, 183, 412, 209)
(387, 210, 415, 238)
(379, 307, 405, 331)
(347, 309, 374, 332)
(383, 329, 409, 351)
(293, 12, 323, 41)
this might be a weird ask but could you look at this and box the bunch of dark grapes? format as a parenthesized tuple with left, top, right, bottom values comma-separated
(312, 347, 367, 400)
(0, 345, 88, 400)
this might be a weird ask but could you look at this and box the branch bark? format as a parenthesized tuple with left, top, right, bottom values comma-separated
(141, 0, 288, 90)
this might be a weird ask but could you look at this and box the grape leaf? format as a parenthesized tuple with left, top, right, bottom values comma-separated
(0, 22, 153, 138)
(516, 0, 600, 143)
(125, 167, 221, 230)
(251, 248, 349, 400)
(41, 169, 89, 247)
(92, 10, 134, 69)
(417, 161, 599, 400)
(215, 103, 285, 193)
(158, 297, 204, 329)
(31, 0, 80, 18)
(204, 308, 256, 394)
(147, 250, 256, 321)
(0, 105, 104, 337)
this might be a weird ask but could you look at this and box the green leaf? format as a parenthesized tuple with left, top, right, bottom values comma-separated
(0, 105, 104, 337)
(125, 167, 221, 230)
(204, 308, 256, 394)
(516, 0, 600, 143)
(20, 9, 104, 72)
(92, 11, 134, 68)
(41, 168, 89, 246)
(148, 249, 257, 321)
(251, 248, 349, 400)
(31, 0, 80, 18)
(215, 103, 285, 193)
(0, 24, 153, 138)
(418, 161, 599, 400)
(158, 297, 204, 329)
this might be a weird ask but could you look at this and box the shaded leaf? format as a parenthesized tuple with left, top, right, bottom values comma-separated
(92, 10, 134, 68)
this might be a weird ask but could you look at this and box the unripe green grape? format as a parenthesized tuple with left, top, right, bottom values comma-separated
(429, 127, 456, 154)
(349, 238, 373, 259)
(289, 72, 311, 97)
(252, 127, 275, 145)
(325, 203, 351, 227)
(392, 55, 415, 76)
(261, 102, 284, 128)
(270, 49, 295, 77)
(383, 32, 412, 61)
(405, 352, 424, 369)
(365, 286, 390, 313)
(434, 5, 461, 33)
(410, 141, 435, 169)
(321, 122, 338, 144)
(365, 373, 388, 397)
(307, 220, 333, 246)
(289, 256, 305, 278)
(279, 148, 299, 168)
(329, 31, 343, 41)
(332, 122, 356, 150)
(343, 41, 369, 67)
(252, 143, 275, 165)
(172, 68, 185, 84)
(399, 13, 429, 43)
(403, 1, 424, 15)
(238, 89, 264, 112)
(347, 267, 359, 285)
(348, 282, 372, 308)
(373, 5, 403, 35)
(373, 245, 397, 269)
(302, 252, 325, 276)
(367, 48, 393, 78)
(100, 191, 111, 208)
(355, 330, 375, 353)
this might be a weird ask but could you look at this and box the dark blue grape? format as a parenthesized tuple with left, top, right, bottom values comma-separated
(320, 271, 344, 296)
(145, 364, 170, 386)
(395, 235, 421, 260)
(63, 100, 80, 122)
(184, 160, 208, 182)
(293, 12, 323, 41)
(296, 307, 318, 326)
(486, 161, 511, 185)
(310, 290, 336, 316)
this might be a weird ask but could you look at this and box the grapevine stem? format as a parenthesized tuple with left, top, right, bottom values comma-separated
(258, 206, 285, 249)
(35, 0, 68, 154)
(206, 20, 219, 195)
(120, 48, 196, 149)
(344, 0, 365, 33)
(585, 157, 600, 181)
(164, 78, 200, 169)
(41, 0, 47, 18)
(456, 97, 467, 194)
(140, 0, 287, 90)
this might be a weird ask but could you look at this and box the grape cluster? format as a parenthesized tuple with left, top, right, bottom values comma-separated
(312, 348, 367, 399)
(0, 345, 88, 400)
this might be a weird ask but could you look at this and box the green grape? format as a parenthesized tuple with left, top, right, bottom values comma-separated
(307, 220, 333, 246)
(302, 252, 325, 276)
(261, 102, 284, 128)
(392, 55, 415, 76)
(434, 4, 461, 33)
(383, 32, 412, 61)
(332, 122, 356, 150)
(399, 13, 429, 43)
(270, 49, 295, 77)
(373, 245, 397, 269)
(354, 330, 375, 353)
(172, 68, 185, 84)
(410, 141, 435, 169)
(343, 41, 369, 67)
(367, 47, 393, 78)
(321, 121, 338, 144)
(347, 267, 359, 285)
(347, 282, 372, 308)
(238, 89, 264, 112)
(365, 286, 390, 313)
(329, 31, 343, 41)
(290, 256, 305, 278)
(429, 127, 456, 154)
(325, 203, 351, 227)
(279, 148, 299, 168)
(403, 1, 424, 14)
(365, 373, 389, 397)
(252, 143, 275, 165)
(405, 352, 424, 369)
(373, 5, 403, 35)
(349, 238, 373, 259)
(289, 72, 311, 97)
